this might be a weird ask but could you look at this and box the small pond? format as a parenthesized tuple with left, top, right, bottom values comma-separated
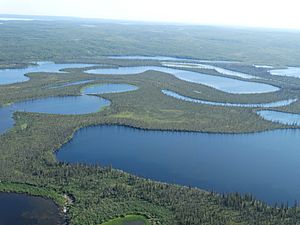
(0, 83, 138, 135)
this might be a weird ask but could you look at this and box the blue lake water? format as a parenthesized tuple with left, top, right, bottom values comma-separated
(56, 125, 300, 205)
(85, 66, 279, 94)
(0, 193, 64, 225)
(0, 62, 95, 85)
(82, 83, 138, 94)
(257, 110, 300, 126)
(270, 67, 300, 78)
(162, 90, 297, 108)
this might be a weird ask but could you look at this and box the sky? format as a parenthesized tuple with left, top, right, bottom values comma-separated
(1, 0, 300, 29)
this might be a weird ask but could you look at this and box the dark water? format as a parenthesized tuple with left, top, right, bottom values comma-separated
(0, 193, 64, 225)
(57, 125, 300, 204)
(85, 66, 278, 94)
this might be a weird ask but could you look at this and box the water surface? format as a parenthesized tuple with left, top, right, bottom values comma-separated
(0, 61, 95, 85)
(257, 110, 300, 126)
(0, 193, 64, 225)
(162, 90, 297, 108)
(86, 66, 278, 94)
(253, 65, 273, 69)
(270, 67, 300, 78)
(57, 125, 300, 204)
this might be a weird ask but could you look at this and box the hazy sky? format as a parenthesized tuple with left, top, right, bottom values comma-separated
(1, 0, 300, 29)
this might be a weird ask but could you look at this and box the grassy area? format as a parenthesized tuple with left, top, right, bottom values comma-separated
(100, 215, 150, 225)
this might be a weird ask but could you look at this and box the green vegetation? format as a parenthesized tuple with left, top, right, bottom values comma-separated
(1, 19, 300, 224)
(1, 19, 300, 65)
(100, 215, 150, 225)
(0, 182, 66, 206)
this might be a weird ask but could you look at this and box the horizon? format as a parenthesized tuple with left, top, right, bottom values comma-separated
(1, 0, 300, 30)
(1, 13, 300, 33)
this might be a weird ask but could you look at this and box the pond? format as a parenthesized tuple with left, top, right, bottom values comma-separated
(0, 95, 109, 135)
(85, 66, 279, 94)
(0, 193, 64, 225)
(0, 61, 95, 85)
(57, 125, 300, 205)
(257, 110, 300, 126)
(269, 67, 300, 78)
(162, 90, 297, 108)
(0, 83, 138, 135)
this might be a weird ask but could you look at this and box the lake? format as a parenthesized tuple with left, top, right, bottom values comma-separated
(162, 90, 297, 108)
(85, 66, 279, 94)
(270, 67, 300, 78)
(0, 61, 95, 85)
(0, 193, 64, 225)
(57, 125, 300, 205)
